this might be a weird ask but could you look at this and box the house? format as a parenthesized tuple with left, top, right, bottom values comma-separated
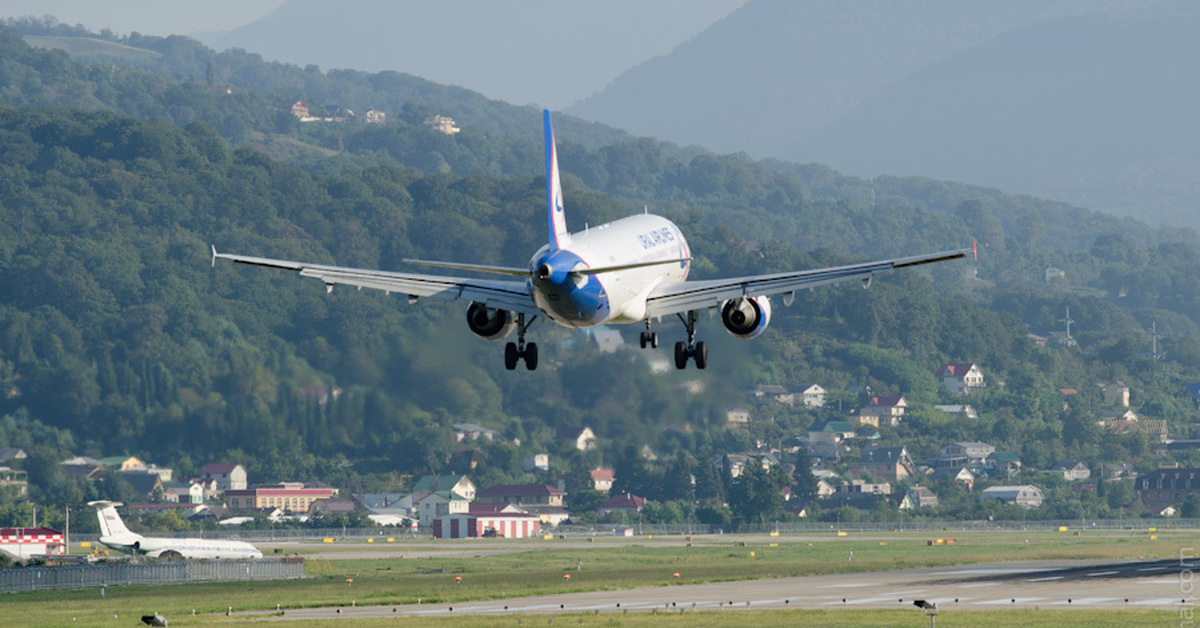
(424, 114, 461, 135)
(719, 453, 780, 478)
(808, 420, 855, 458)
(942, 442, 995, 464)
(856, 396, 907, 427)
(478, 484, 569, 526)
(987, 451, 1022, 478)
(797, 384, 827, 408)
(725, 407, 751, 427)
(859, 446, 915, 482)
(450, 449, 482, 472)
(597, 493, 646, 517)
(102, 456, 147, 472)
(1098, 408, 1139, 425)
(0, 467, 28, 497)
(162, 481, 204, 504)
(589, 467, 615, 492)
(1136, 468, 1200, 513)
(364, 109, 386, 124)
(523, 454, 550, 472)
(121, 471, 164, 500)
(556, 426, 597, 451)
(816, 478, 838, 499)
(933, 404, 978, 419)
(899, 486, 938, 510)
(1049, 461, 1091, 481)
(981, 485, 1044, 508)
(290, 101, 311, 119)
(412, 474, 476, 501)
(935, 363, 986, 394)
(1100, 381, 1131, 407)
(931, 466, 976, 490)
(309, 497, 362, 516)
(60, 457, 104, 480)
(361, 493, 413, 517)
(0, 447, 26, 464)
(202, 463, 248, 492)
(835, 479, 892, 496)
(417, 491, 471, 528)
(752, 384, 794, 404)
(453, 423, 501, 443)
(225, 482, 337, 513)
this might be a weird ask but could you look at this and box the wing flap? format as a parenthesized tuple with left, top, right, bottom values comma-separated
(214, 250, 536, 314)
(645, 248, 968, 318)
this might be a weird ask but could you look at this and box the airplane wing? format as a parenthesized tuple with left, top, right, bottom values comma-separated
(212, 248, 538, 315)
(644, 248, 970, 319)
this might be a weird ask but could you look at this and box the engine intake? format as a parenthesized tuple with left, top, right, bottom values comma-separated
(466, 302, 515, 340)
(721, 296, 771, 338)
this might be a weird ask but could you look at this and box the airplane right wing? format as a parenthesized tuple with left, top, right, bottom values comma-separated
(643, 248, 970, 319)
(212, 248, 539, 315)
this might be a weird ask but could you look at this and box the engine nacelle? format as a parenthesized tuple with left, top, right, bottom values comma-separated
(466, 302, 515, 341)
(721, 296, 771, 338)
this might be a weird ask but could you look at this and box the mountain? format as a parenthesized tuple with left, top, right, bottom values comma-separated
(202, 0, 745, 110)
(568, 0, 1200, 229)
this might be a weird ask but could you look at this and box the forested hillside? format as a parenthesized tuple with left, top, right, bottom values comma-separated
(1, 22, 1199, 527)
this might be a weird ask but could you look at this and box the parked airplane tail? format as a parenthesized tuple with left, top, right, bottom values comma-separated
(89, 500, 135, 539)
(544, 109, 572, 252)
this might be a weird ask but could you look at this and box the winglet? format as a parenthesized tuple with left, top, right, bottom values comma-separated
(211, 244, 218, 267)
(972, 238, 978, 262)
(544, 110, 572, 252)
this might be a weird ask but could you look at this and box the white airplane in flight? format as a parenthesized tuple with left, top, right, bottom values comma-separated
(214, 110, 969, 370)
(89, 501, 262, 560)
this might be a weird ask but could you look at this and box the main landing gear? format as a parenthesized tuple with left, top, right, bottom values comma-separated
(504, 313, 538, 371)
(672, 310, 706, 370)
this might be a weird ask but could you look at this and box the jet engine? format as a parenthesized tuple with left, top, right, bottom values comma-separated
(466, 302, 515, 340)
(721, 296, 771, 338)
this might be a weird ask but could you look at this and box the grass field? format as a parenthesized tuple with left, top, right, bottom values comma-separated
(2, 528, 1190, 627)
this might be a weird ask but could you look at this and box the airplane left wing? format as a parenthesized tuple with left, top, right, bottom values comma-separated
(644, 248, 970, 319)
(212, 247, 538, 315)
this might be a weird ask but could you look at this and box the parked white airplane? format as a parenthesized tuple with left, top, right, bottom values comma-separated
(89, 501, 262, 560)
(214, 110, 969, 370)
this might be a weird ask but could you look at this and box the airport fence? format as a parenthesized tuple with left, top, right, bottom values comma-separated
(0, 557, 304, 593)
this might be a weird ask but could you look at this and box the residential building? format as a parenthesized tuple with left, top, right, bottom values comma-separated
(0, 467, 28, 497)
(102, 456, 146, 472)
(121, 471, 164, 500)
(860, 446, 915, 482)
(1100, 381, 1131, 407)
(899, 486, 939, 510)
(856, 396, 907, 427)
(796, 384, 827, 408)
(752, 384, 794, 404)
(417, 491, 471, 528)
(453, 423, 501, 443)
(162, 481, 204, 504)
(987, 451, 1023, 478)
(942, 442, 995, 464)
(201, 463, 248, 492)
(1050, 461, 1091, 481)
(556, 426, 597, 451)
(225, 482, 337, 513)
(523, 454, 550, 472)
(935, 363, 986, 394)
(60, 457, 104, 480)
(0, 447, 26, 464)
(434, 504, 540, 539)
(597, 493, 646, 517)
(589, 467, 615, 492)
(836, 479, 891, 496)
(364, 109, 386, 124)
(412, 474, 476, 501)
(933, 404, 978, 419)
(424, 114, 461, 135)
(808, 420, 855, 458)
(981, 485, 1044, 508)
(1137, 468, 1200, 513)
(478, 484, 569, 526)
(725, 407, 751, 427)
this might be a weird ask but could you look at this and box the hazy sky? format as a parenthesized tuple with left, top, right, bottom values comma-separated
(0, 0, 285, 36)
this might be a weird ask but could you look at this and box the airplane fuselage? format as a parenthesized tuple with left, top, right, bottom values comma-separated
(99, 534, 263, 560)
(529, 213, 690, 328)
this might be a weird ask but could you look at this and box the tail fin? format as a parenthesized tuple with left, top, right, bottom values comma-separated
(89, 501, 133, 538)
(544, 109, 572, 252)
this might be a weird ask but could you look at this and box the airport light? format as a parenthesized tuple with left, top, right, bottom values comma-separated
(913, 599, 938, 628)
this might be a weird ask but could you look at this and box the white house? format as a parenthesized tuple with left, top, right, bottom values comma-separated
(981, 485, 1044, 508)
(797, 384, 827, 408)
(935, 363, 986, 394)
(201, 463, 247, 492)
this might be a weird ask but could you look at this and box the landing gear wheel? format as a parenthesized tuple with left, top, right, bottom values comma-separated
(694, 341, 708, 369)
(640, 331, 659, 349)
(650, 332, 658, 348)
(504, 342, 519, 370)
(674, 341, 689, 369)
(524, 342, 539, 371)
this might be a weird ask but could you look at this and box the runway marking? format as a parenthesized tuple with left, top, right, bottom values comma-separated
(956, 582, 999, 588)
(1086, 571, 1119, 577)
(1138, 566, 1168, 572)
(933, 568, 1041, 575)
(818, 582, 878, 588)
(1026, 576, 1064, 582)
(1134, 597, 1190, 606)
(1048, 597, 1118, 606)
(1144, 579, 1188, 585)
(979, 597, 1046, 605)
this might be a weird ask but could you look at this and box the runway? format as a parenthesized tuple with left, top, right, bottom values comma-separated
(249, 557, 1199, 620)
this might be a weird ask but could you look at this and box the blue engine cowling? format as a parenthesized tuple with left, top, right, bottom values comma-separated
(466, 302, 515, 340)
(721, 296, 771, 338)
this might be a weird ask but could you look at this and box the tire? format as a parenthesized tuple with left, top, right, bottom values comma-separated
(694, 341, 708, 369)
(650, 332, 659, 349)
(640, 331, 649, 349)
(524, 342, 539, 371)
(504, 343, 519, 370)
(674, 342, 689, 369)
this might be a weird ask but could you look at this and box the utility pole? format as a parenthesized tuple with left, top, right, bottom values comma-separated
(1147, 321, 1166, 367)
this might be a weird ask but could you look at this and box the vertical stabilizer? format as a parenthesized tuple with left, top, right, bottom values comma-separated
(544, 109, 572, 252)
(89, 501, 133, 538)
